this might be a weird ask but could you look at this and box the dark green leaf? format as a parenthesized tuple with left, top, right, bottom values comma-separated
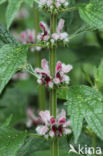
(0, 24, 18, 47)
(0, 87, 28, 125)
(0, 44, 27, 93)
(64, 85, 103, 143)
(0, 126, 27, 156)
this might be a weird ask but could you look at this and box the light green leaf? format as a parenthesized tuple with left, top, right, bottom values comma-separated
(2, 114, 13, 127)
(25, 0, 34, 7)
(86, 113, 103, 140)
(0, 44, 27, 93)
(64, 85, 103, 143)
(79, 1, 103, 29)
(6, 0, 23, 29)
(0, 126, 27, 156)
(0, 24, 18, 47)
(0, 0, 7, 5)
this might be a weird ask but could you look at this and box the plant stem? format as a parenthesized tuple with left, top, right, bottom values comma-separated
(34, 4, 46, 110)
(49, 13, 59, 156)
(92, 134, 96, 156)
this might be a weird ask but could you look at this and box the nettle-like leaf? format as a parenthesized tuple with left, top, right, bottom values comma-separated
(0, 0, 7, 5)
(6, 0, 24, 29)
(78, 0, 103, 29)
(0, 44, 28, 94)
(17, 137, 68, 156)
(58, 85, 103, 143)
(0, 126, 27, 156)
(0, 24, 18, 47)
(93, 60, 103, 86)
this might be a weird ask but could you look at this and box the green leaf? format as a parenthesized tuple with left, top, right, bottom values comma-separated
(93, 60, 103, 86)
(86, 113, 103, 140)
(6, 0, 24, 29)
(34, 150, 68, 156)
(57, 88, 68, 100)
(0, 126, 27, 156)
(2, 114, 13, 127)
(0, 44, 27, 93)
(0, 0, 7, 5)
(25, 0, 34, 7)
(0, 24, 18, 47)
(17, 136, 68, 156)
(0, 87, 28, 125)
(64, 85, 103, 143)
(79, 1, 103, 29)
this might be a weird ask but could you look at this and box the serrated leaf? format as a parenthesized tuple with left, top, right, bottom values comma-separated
(0, 0, 7, 5)
(64, 85, 103, 143)
(86, 113, 103, 140)
(6, 0, 24, 29)
(25, 0, 34, 7)
(0, 24, 18, 47)
(0, 126, 27, 156)
(0, 44, 27, 93)
(79, 1, 103, 29)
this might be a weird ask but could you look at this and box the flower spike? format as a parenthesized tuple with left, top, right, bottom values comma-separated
(36, 109, 71, 138)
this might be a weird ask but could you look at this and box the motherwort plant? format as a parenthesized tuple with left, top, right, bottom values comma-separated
(32, 0, 72, 155)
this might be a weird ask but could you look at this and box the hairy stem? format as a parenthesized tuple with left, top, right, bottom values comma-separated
(49, 13, 59, 156)
(34, 4, 46, 110)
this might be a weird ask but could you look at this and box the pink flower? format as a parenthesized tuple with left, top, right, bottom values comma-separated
(52, 33, 59, 40)
(50, 117, 56, 125)
(35, 59, 53, 88)
(12, 72, 29, 80)
(56, 2, 61, 8)
(35, 59, 72, 87)
(21, 29, 35, 43)
(26, 108, 41, 127)
(39, 0, 69, 9)
(47, 0, 52, 6)
(36, 109, 71, 138)
(39, 110, 50, 125)
(54, 61, 73, 85)
(56, 19, 65, 33)
(13, 29, 41, 52)
(36, 126, 48, 135)
(40, 22, 49, 40)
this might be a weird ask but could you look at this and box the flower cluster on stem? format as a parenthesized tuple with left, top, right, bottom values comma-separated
(34, 59, 72, 88)
(38, 19, 69, 47)
(14, 29, 42, 52)
(38, 0, 69, 13)
(36, 109, 71, 139)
